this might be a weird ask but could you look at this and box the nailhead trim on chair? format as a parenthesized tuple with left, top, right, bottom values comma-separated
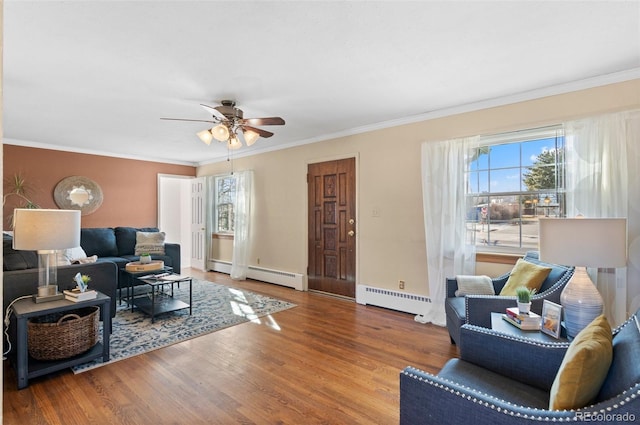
(404, 368, 640, 421)
(404, 368, 575, 421)
(462, 324, 570, 348)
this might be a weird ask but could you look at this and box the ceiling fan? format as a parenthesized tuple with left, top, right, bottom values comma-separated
(161, 100, 285, 149)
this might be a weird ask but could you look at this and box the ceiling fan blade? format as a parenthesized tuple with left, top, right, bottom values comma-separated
(243, 125, 274, 138)
(160, 118, 216, 124)
(242, 117, 285, 126)
(200, 104, 228, 121)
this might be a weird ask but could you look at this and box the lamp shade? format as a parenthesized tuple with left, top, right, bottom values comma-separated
(197, 129, 213, 145)
(539, 217, 627, 339)
(211, 124, 230, 142)
(12, 209, 81, 251)
(243, 129, 259, 146)
(538, 218, 627, 268)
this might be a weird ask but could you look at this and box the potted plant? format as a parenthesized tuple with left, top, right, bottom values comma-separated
(139, 253, 151, 264)
(516, 286, 536, 314)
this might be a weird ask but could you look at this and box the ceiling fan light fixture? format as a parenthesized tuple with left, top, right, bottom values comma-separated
(243, 129, 259, 146)
(212, 124, 230, 142)
(197, 129, 213, 145)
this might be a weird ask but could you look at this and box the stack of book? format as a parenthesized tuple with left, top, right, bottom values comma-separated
(63, 289, 98, 302)
(502, 307, 541, 330)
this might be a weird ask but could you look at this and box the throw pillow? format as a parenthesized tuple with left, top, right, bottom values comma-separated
(499, 258, 552, 296)
(455, 275, 495, 296)
(75, 255, 98, 264)
(134, 231, 166, 255)
(549, 315, 613, 411)
(62, 246, 89, 263)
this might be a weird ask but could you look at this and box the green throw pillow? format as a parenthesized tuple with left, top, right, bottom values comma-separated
(549, 315, 613, 410)
(499, 258, 551, 296)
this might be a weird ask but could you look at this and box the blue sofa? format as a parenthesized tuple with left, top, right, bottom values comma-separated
(400, 310, 640, 424)
(445, 251, 574, 345)
(80, 227, 181, 272)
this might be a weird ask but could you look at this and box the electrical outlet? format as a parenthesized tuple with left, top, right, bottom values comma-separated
(399, 280, 405, 290)
(257, 258, 260, 265)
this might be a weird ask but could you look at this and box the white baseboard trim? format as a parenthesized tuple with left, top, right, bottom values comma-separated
(207, 260, 304, 291)
(356, 284, 432, 315)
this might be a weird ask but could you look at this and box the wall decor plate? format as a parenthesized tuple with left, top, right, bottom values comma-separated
(54, 176, 103, 215)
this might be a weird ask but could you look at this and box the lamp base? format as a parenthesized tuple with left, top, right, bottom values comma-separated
(33, 293, 65, 303)
(560, 267, 603, 339)
(32, 284, 64, 303)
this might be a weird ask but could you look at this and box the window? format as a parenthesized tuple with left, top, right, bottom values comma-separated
(466, 126, 565, 252)
(215, 175, 236, 233)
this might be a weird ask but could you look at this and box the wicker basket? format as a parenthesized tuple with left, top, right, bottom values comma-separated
(27, 306, 99, 360)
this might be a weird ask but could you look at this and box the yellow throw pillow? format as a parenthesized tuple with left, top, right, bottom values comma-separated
(499, 259, 551, 296)
(549, 315, 613, 410)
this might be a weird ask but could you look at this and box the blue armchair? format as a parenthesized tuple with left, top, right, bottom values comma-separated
(445, 251, 574, 345)
(400, 310, 640, 424)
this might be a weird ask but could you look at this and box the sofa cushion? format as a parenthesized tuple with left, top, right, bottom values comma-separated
(455, 275, 495, 296)
(549, 315, 612, 410)
(114, 226, 159, 256)
(499, 259, 551, 296)
(3, 233, 38, 271)
(438, 359, 550, 410)
(80, 228, 118, 257)
(134, 231, 166, 255)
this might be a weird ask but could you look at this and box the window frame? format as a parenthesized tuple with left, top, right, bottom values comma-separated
(467, 125, 565, 254)
(214, 174, 237, 235)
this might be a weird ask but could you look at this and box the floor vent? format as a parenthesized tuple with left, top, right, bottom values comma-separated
(208, 260, 304, 291)
(356, 285, 432, 315)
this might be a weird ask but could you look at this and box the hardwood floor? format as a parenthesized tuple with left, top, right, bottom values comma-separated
(3, 270, 458, 424)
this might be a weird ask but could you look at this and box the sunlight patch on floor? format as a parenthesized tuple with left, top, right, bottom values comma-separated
(228, 288, 282, 330)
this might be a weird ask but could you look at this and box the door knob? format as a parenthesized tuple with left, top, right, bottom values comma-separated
(348, 230, 355, 237)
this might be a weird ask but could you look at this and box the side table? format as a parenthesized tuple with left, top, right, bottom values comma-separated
(11, 292, 111, 389)
(490, 312, 568, 343)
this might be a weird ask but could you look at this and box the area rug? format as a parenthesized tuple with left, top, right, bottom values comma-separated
(72, 279, 296, 373)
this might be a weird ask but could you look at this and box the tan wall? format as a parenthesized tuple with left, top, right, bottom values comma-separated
(3, 146, 196, 229)
(199, 79, 640, 295)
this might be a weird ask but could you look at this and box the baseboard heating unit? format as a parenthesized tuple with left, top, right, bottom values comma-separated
(356, 285, 432, 315)
(207, 260, 304, 291)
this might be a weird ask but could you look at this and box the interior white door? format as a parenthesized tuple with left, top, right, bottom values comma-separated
(158, 174, 193, 270)
(190, 178, 206, 270)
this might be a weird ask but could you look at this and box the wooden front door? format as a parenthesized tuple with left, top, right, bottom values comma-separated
(308, 158, 356, 298)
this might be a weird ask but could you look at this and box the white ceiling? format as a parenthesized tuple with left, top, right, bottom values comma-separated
(4, 1, 640, 166)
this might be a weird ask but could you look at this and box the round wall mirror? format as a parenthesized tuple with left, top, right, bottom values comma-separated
(54, 176, 104, 215)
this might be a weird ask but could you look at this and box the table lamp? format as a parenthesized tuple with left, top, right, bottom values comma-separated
(539, 217, 627, 339)
(12, 209, 81, 303)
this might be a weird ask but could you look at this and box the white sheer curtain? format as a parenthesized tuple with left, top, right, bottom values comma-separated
(204, 176, 216, 271)
(418, 136, 479, 326)
(230, 170, 253, 280)
(565, 109, 640, 325)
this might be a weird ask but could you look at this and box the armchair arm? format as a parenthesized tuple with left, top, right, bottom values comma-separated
(466, 295, 550, 329)
(446, 278, 458, 298)
(400, 366, 575, 425)
(459, 324, 568, 391)
(164, 243, 181, 272)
